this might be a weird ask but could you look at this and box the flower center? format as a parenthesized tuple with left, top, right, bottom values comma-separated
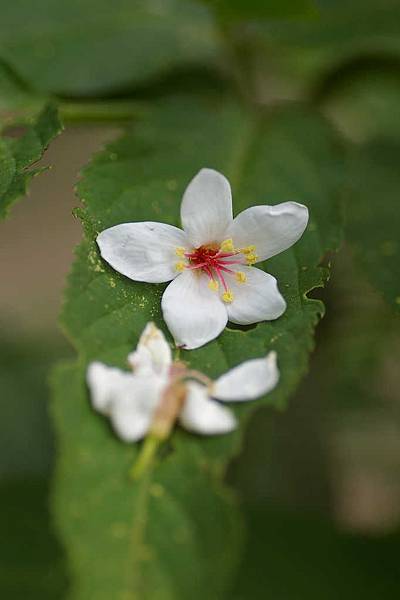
(175, 239, 258, 303)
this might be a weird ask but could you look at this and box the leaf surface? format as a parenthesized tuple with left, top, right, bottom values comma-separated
(53, 96, 344, 598)
(0, 104, 62, 218)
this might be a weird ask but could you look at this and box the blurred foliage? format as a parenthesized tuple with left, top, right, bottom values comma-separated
(230, 251, 400, 510)
(0, 60, 45, 115)
(320, 64, 400, 142)
(0, 0, 219, 97)
(0, 334, 71, 598)
(0, 104, 62, 218)
(232, 505, 400, 599)
(251, 0, 400, 94)
(0, 480, 68, 599)
(228, 251, 400, 598)
(1, 0, 400, 598)
(205, 0, 317, 21)
(346, 140, 400, 313)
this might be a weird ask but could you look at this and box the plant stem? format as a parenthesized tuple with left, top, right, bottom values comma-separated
(130, 434, 162, 481)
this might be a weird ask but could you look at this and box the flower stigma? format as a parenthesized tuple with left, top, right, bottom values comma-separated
(175, 238, 258, 302)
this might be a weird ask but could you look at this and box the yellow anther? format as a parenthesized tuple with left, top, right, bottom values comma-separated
(222, 290, 234, 303)
(242, 245, 256, 255)
(246, 254, 258, 265)
(208, 280, 219, 292)
(175, 246, 186, 257)
(175, 261, 185, 272)
(220, 238, 235, 252)
(235, 271, 247, 284)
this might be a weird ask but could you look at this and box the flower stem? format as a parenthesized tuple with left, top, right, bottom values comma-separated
(129, 434, 162, 481)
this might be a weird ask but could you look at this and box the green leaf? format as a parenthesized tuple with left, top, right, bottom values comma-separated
(250, 0, 400, 95)
(0, 104, 63, 219)
(346, 139, 400, 312)
(320, 66, 400, 143)
(52, 96, 343, 597)
(205, 0, 317, 21)
(231, 251, 400, 598)
(0, 0, 218, 97)
(0, 334, 71, 598)
(232, 506, 400, 599)
(52, 361, 243, 600)
(0, 479, 68, 599)
(0, 60, 45, 115)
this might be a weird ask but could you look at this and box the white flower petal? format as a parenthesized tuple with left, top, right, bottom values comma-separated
(161, 270, 228, 350)
(212, 351, 279, 402)
(179, 382, 236, 435)
(109, 374, 164, 442)
(86, 361, 132, 415)
(97, 221, 189, 283)
(109, 385, 157, 443)
(225, 202, 309, 262)
(180, 168, 233, 247)
(227, 266, 286, 325)
(128, 322, 172, 377)
(86, 362, 163, 442)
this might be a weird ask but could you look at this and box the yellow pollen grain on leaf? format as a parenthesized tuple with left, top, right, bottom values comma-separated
(222, 290, 234, 303)
(175, 261, 185, 272)
(208, 280, 219, 292)
(220, 238, 234, 252)
(246, 253, 258, 265)
(175, 246, 186, 257)
(235, 271, 247, 284)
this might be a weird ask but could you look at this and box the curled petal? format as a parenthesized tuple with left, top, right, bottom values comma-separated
(86, 362, 132, 415)
(86, 362, 163, 442)
(227, 266, 286, 325)
(179, 382, 236, 435)
(97, 221, 189, 283)
(161, 270, 228, 350)
(224, 202, 309, 262)
(128, 322, 172, 377)
(180, 168, 233, 247)
(212, 351, 279, 402)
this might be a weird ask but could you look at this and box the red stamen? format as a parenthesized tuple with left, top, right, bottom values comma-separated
(183, 242, 248, 292)
(215, 251, 240, 259)
(185, 262, 208, 270)
(214, 266, 229, 291)
(218, 265, 235, 274)
(218, 259, 245, 266)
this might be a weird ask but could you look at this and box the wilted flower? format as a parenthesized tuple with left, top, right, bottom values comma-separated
(86, 322, 279, 444)
(97, 168, 308, 349)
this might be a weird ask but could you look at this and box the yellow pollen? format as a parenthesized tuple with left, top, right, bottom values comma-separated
(235, 271, 247, 284)
(242, 245, 256, 255)
(175, 246, 186, 257)
(246, 253, 258, 265)
(208, 280, 219, 292)
(175, 261, 185, 272)
(222, 290, 234, 303)
(220, 238, 235, 252)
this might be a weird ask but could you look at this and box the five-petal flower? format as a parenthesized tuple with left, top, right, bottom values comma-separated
(86, 322, 280, 442)
(97, 168, 309, 349)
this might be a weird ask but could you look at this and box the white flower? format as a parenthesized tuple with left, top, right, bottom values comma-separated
(97, 168, 309, 349)
(86, 322, 280, 442)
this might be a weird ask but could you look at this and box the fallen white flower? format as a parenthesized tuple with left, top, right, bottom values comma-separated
(86, 322, 279, 443)
(97, 168, 308, 349)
